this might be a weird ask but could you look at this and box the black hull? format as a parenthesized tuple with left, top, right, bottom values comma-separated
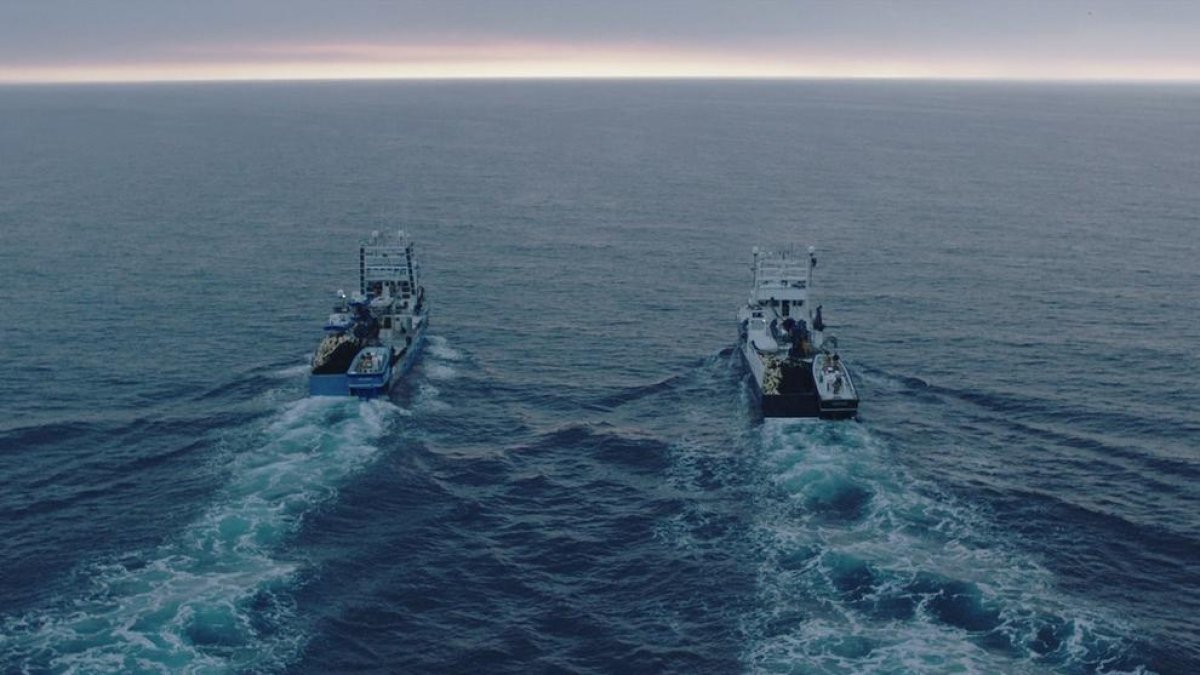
(760, 389, 822, 418)
(755, 385, 858, 419)
(742, 346, 857, 420)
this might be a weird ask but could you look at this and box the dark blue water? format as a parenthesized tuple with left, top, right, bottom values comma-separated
(1, 81, 1197, 674)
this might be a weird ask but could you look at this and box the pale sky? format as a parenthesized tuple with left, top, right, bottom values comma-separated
(1, 1, 1198, 83)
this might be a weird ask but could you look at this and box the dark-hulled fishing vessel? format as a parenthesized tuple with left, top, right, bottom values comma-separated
(737, 245, 858, 419)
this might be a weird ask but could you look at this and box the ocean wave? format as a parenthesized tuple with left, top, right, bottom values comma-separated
(860, 364, 1198, 451)
(0, 397, 404, 674)
(742, 421, 1149, 674)
(423, 363, 459, 382)
(426, 335, 463, 362)
(269, 363, 312, 380)
(413, 382, 450, 412)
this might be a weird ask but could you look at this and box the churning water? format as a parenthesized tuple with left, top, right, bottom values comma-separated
(1, 81, 1197, 673)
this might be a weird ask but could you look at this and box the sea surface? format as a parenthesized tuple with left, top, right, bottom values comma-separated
(1, 80, 1197, 674)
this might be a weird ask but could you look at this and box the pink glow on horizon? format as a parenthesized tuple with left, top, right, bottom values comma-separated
(2, 40, 1199, 84)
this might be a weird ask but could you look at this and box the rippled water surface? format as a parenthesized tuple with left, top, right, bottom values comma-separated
(1, 81, 1197, 673)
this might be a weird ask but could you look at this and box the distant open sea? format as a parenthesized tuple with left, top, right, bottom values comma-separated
(1, 80, 1197, 674)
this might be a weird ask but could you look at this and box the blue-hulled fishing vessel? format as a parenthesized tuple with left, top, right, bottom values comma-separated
(309, 230, 428, 398)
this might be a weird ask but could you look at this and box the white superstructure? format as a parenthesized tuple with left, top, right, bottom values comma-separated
(358, 229, 427, 347)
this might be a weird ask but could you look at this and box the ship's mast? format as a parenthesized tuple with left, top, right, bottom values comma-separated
(806, 246, 816, 325)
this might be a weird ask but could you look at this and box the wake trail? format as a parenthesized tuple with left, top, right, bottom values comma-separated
(743, 420, 1149, 674)
(1, 397, 404, 674)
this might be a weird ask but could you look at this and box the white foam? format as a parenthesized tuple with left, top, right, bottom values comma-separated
(269, 363, 311, 379)
(742, 421, 1140, 673)
(424, 363, 458, 381)
(4, 397, 403, 673)
(747, 613, 1043, 674)
(413, 382, 450, 412)
(425, 335, 463, 362)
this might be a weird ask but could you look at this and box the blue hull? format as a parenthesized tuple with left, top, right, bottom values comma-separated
(309, 373, 352, 396)
(308, 333, 426, 399)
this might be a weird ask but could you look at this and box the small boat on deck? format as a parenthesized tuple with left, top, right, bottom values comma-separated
(812, 351, 859, 420)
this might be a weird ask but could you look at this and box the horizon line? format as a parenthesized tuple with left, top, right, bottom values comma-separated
(5, 73, 1200, 87)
